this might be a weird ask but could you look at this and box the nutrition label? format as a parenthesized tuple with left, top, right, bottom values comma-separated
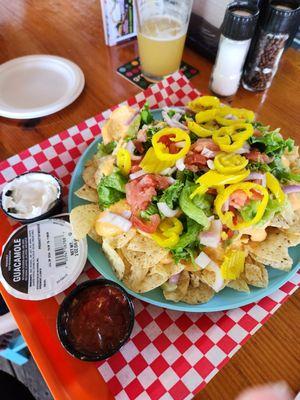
(0, 217, 87, 300)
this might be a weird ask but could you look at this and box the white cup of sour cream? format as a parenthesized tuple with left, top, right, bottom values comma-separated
(0, 171, 63, 223)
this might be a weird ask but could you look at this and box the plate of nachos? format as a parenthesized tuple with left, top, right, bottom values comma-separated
(69, 96, 300, 311)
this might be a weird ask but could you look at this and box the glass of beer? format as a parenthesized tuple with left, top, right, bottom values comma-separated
(135, 0, 193, 82)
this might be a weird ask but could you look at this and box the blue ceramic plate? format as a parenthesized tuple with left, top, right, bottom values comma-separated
(68, 109, 300, 312)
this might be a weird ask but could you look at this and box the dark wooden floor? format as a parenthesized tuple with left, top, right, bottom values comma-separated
(0, 350, 53, 400)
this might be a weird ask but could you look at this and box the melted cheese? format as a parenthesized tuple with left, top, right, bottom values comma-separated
(102, 106, 136, 144)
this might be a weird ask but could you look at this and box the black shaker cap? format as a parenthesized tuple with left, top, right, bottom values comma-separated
(221, 1, 260, 41)
(262, 0, 300, 34)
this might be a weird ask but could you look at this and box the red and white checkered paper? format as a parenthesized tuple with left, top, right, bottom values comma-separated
(1, 72, 299, 400)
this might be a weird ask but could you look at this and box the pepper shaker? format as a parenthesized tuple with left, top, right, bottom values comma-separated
(242, 0, 300, 92)
(210, 1, 259, 97)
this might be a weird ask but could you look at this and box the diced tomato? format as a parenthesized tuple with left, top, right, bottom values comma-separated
(133, 140, 144, 154)
(246, 149, 271, 163)
(191, 139, 220, 153)
(229, 190, 249, 209)
(185, 153, 207, 172)
(130, 164, 141, 173)
(227, 229, 234, 238)
(126, 174, 170, 213)
(253, 129, 263, 137)
(207, 188, 217, 195)
(131, 214, 160, 233)
(158, 134, 175, 147)
(137, 128, 147, 142)
(185, 139, 219, 172)
(126, 177, 156, 212)
(251, 189, 264, 201)
(232, 214, 239, 226)
(153, 175, 171, 190)
(158, 134, 180, 155)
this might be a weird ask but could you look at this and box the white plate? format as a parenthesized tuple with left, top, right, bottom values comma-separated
(0, 55, 85, 119)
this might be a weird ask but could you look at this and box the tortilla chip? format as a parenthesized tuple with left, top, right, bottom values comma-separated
(102, 239, 125, 280)
(227, 279, 250, 293)
(199, 264, 226, 292)
(287, 217, 300, 235)
(75, 184, 98, 203)
(284, 232, 300, 246)
(127, 273, 168, 293)
(150, 261, 184, 278)
(127, 234, 169, 258)
(281, 202, 296, 226)
(244, 257, 268, 288)
(106, 230, 136, 249)
(181, 282, 214, 305)
(122, 244, 169, 270)
(189, 271, 202, 287)
(248, 229, 295, 271)
(269, 214, 290, 229)
(70, 204, 99, 240)
(82, 162, 97, 189)
(88, 227, 102, 244)
(163, 271, 190, 302)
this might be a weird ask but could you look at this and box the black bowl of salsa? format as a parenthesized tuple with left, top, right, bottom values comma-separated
(57, 279, 134, 361)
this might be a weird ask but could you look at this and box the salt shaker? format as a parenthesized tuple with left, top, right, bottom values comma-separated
(242, 1, 300, 92)
(210, 1, 259, 97)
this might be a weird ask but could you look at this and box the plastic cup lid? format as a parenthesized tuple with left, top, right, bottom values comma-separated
(0, 215, 87, 300)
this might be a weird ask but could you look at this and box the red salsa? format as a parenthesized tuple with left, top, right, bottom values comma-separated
(65, 285, 132, 356)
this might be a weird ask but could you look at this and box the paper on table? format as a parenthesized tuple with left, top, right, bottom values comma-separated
(0, 71, 299, 400)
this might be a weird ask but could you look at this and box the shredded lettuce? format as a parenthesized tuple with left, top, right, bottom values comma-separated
(97, 171, 127, 209)
(248, 158, 300, 184)
(159, 181, 184, 210)
(257, 198, 282, 226)
(249, 124, 294, 157)
(97, 141, 116, 157)
(171, 218, 202, 263)
(240, 200, 259, 222)
(192, 193, 214, 217)
(179, 182, 210, 228)
(140, 203, 159, 220)
(140, 102, 154, 125)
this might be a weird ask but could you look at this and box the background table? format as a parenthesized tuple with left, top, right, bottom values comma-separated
(0, 1, 299, 399)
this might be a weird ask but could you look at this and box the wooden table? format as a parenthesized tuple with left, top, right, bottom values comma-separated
(0, 1, 299, 399)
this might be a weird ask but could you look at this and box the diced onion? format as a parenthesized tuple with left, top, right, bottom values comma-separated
(206, 261, 225, 292)
(168, 273, 181, 285)
(201, 147, 217, 158)
(207, 159, 215, 170)
(160, 166, 177, 175)
(174, 141, 186, 148)
(173, 112, 183, 122)
(245, 172, 266, 186)
(129, 169, 146, 180)
(176, 157, 185, 171)
(129, 169, 147, 180)
(199, 219, 222, 248)
(99, 212, 132, 232)
(222, 198, 229, 212)
(157, 202, 178, 217)
(162, 110, 188, 130)
(195, 252, 211, 269)
(234, 142, 250, 154)
(122, 210, 132, 219)
(126, 141, 142, 160)
(282, 185, 300, 194)
(167, 177, 176, 185)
